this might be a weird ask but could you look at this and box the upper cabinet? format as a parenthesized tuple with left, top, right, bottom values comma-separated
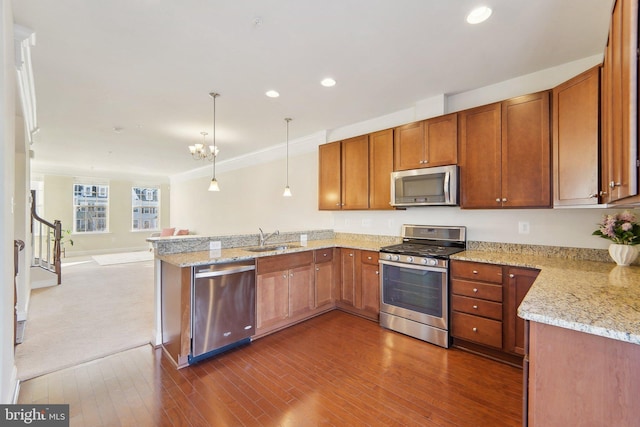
(459, 92, 551, 209)
(553, 66, 601, 206)
(318, 135, 369, 210)
(368, 129, 394, 210)
(600, 0, 639, 204)
(394, 113, 458, 171)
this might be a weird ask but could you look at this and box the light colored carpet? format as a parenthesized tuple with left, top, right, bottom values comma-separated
(15, 258, 154, 380)
(92, 250, 153, 265)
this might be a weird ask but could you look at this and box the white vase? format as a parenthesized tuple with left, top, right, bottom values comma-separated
(608, 244, 639, 266)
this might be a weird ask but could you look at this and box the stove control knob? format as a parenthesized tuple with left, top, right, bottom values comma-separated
(423, 258, 437, 266)
(386, 254, 393, 260)
(407, 256, 414, 263)
(392, 255, 400, 261)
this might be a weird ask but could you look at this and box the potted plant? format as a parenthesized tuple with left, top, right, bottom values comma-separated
(593, 211, 640, 266)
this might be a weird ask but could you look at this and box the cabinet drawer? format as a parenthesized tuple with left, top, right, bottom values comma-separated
(257, 251, 314, 274)
(452, 311, 502, 349)
(314, 248, 333, 263)
(451, 279, 503, 302)
(361, 250, 379, 265)
(451, 261, 503, 283)
(451, 295, 502, 320)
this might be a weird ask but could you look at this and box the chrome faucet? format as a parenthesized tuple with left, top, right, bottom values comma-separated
(259, 228, 279, 247)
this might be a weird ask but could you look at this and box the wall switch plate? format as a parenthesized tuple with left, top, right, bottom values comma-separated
(209, 241, 221, 250)
(518, 221, 530, 234)
(300, 234, 308, 245)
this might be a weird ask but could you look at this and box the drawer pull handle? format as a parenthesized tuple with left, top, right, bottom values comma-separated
(323, 253, 327, 257)
(509, 274, 514, 278)
(473, 288, 478, 293)
(473, 305, 478, 309)
(375, 271, 379, 275)
(472, 327, 478, 332)
(368, 256, 372, 260)
(472, 270, 478, 274)
(349, 253, 353, 257)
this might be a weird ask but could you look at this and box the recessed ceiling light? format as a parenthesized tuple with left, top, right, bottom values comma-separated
(466, 6, 492, 24)
(321, 78, 336, 87)
(265, 90, 280, 98)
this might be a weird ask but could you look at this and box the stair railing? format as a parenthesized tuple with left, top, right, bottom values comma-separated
(30, 190, 62, 284)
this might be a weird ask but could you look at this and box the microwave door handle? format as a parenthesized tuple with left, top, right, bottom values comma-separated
(443, 171, 451, 203)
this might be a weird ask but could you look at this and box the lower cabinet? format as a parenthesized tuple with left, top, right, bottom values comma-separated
(450, 259, 539, 365)
(256, 251, 315, 336)
(337, 248, 379, 321)
(314, 248, 337, 309)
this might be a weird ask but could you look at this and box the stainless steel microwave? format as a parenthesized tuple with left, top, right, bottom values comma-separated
(390, 165, 458, 207)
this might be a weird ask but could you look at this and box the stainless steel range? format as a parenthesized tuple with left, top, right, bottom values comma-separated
(379, 224, 466, 348)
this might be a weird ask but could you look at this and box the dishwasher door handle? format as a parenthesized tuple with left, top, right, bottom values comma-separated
(194, 264, 255, 278)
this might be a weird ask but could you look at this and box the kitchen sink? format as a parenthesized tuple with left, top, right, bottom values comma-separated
(245, 244, 300, 252)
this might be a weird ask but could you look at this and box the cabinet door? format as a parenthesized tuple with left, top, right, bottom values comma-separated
(318, 141, 342, 210)
(341, 135, 370, 209)
(505, 267, 538, 356)
(394, 121, 425, 171)
(601, 0, 639, 203)
(459, 103, 502, 208)
(425, 113, 458, 167)
(315, 261, 334, 308)
(360, 263, 380, 318)
(256, 270, 289, 330)
(553, 66, 600, 206)
(340, 249, 358, 307)
(369, 129, 394, 210)
(289, 265, 314, 319)
(501, 91, 551, 208)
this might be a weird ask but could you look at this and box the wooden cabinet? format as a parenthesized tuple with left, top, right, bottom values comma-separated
(318, 141, 342, 210)
(527, 321, 640, 426)
(394, 113, 458, 171)
(601, 0, 639, 205)
(451, 260, 539, 364)
(368, 129, 394, 210)
(553, 66, 601, 206)
(318, 136, 369, 210)
(505, 267, 538, 356)
(314, 248, 336, 309)
(256, 251, 314, 336)
(360, 250, 380, 320)
(459, 92, 551, 208)
(338, 248, 379, 321)
(451, 261, 504, 349)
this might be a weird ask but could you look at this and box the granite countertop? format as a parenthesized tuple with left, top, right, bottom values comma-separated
(451, 250, 640, 345)
(155, 237, 389, 267)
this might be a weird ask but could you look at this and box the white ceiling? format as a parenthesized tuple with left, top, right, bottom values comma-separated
(12, 0, 614, 179)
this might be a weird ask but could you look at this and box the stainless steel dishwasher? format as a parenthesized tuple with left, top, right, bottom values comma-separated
(190, 260, 256, 363)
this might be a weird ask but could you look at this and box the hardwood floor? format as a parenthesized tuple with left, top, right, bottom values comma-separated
(18, 311, 522, 426)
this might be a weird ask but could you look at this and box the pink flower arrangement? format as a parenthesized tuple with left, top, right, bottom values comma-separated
(593, 210, 640, 245)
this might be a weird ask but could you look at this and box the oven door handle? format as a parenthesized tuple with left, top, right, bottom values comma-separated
(379, 259, 447, 273)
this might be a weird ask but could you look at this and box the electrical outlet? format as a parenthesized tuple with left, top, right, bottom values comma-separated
(362, 219, 372, 227)
(518, 221, 530, 234)
(209, 241, 221, 250)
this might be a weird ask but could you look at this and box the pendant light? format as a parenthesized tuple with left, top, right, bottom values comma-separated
(283, 117, 292, 197)
(208, 92, 220, 192)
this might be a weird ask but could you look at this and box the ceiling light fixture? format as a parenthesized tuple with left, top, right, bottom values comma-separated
(283, 117, 292, 197)
(466, 6, 492, 24)
(320, 78, 336, 87)
(265, 90, 280, 98)
(208, 92, 220, 192)
(188, 131, 215, 160)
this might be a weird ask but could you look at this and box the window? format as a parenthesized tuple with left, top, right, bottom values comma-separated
(132, 187, 160, 231)
(73, 183, 109, 233)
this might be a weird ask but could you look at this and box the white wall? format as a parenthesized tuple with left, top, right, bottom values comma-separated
(171, 149, 333, 236)
(0, 0, 17, 403)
